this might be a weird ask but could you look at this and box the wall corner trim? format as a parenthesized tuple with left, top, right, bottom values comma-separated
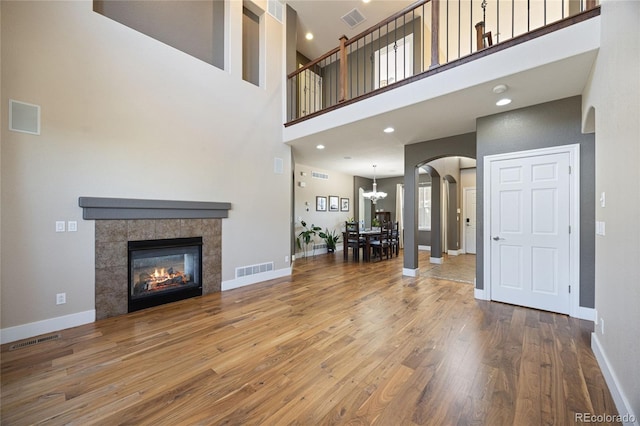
(0, 310, 96, 344)
(591, 333, 639, 426)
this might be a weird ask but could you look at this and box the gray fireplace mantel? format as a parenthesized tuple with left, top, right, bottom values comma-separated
(79, 197, 231, 220)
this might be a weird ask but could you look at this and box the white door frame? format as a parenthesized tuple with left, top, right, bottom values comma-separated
(481, 144, 581, 318)
(462, 187, 476, 254)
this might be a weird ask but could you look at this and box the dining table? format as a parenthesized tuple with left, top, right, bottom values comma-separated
(342, 228, 382, 262)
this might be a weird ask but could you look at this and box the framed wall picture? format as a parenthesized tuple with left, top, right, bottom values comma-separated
(340, 197, 349, 212)
(316, 196, 327, 211)
(329, 195, 339, 212)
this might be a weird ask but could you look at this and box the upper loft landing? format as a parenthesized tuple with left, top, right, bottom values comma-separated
(283, 0, 600, 144)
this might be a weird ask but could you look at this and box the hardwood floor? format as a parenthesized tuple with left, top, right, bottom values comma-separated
(1, 251, 619, 425)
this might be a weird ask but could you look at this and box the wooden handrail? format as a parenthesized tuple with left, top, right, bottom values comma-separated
(287, 46, 340, 80)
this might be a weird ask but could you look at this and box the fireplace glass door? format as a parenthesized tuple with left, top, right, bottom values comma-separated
(128, 237, 202, 312)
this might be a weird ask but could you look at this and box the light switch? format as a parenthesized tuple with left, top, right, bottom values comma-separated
(55, 221, 65, 232)
(68, 221, 78, 232)
(600, 192, 606, 208)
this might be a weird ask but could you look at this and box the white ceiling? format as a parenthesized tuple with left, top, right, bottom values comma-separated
(285, 1, 599, 179)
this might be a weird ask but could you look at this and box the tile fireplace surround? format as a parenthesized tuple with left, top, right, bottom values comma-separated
(79, 197, 230, 320)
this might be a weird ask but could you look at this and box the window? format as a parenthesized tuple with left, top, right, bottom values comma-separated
(242, 6, 260, 86)
(374, 34, 414, 89)
(418, 184, 431, 230)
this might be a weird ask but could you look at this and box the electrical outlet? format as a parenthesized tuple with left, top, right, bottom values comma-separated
(600, 318, 604, 334)
(285, 255, 289, 263)
(55, 221, 66, 232)
(56, 293, 66, 305)
(68, 221, 77, 232)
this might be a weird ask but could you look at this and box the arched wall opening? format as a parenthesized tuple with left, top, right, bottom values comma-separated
(403, 133, 476, 276)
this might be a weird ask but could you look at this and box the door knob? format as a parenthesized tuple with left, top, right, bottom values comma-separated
(492, 236, 502, 241)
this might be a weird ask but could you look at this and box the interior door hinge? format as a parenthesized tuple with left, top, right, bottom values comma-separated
(569, 166, 572, 174)
(569, 225, 571, 234)
(569, 285, 571, 293)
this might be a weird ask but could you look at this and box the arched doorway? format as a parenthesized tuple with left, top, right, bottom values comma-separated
(403, 133, 476, 277)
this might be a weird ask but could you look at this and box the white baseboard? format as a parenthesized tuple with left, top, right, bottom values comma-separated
(0, 309, 96, 344)
(474, 287, 489, 300)
(430, 257, 443, 264)
(294, 246, 343, 259)
(447, 250, 461, 256)
(222, 267, 292, 291)
(575, 306, 596, 321)
(402, 268, 419, 277)
(591, 333, 639, 426)
(418, 245, 431, 251)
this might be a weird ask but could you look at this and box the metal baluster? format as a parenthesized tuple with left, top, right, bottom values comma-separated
(445, 0, 449, 62)
(497, 0, 500, 44)
(458, 0, 461, 59)
(512, 0, 515, 38)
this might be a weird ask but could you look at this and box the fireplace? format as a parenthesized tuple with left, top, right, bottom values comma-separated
(128, 237, 203, 312)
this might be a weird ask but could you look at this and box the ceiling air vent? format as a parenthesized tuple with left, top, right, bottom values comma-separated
(341, 8, 366, 29)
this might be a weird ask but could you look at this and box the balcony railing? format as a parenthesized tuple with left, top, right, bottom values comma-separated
(286, 0, 599, 125)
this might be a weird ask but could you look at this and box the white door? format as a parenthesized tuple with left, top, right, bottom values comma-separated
(489, 151, 571, 314)
(464, 188, 477, 254)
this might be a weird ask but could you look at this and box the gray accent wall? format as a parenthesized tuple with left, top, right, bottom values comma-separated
(476, 96, 595, 308)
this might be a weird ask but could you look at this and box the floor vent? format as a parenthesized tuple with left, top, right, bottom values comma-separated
(341, 8, 366, 29)
(9, 333, 61, 351)
(312, 171, 329, 180)
(236, 262, 274, 278)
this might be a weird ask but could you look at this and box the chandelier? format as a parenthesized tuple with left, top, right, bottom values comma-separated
(362, 164, 387, 205)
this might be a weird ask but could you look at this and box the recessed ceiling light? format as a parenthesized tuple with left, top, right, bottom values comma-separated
(496, 98, 512, 106)
(305, 32, 314, 40)
(383, 127, 395, 133)
(362, 0, 371, 3)
(316, 144, 325, 149)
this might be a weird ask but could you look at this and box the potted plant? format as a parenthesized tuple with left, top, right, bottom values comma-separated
(319, 228, 340, 253)
(296, 220, 321, 258)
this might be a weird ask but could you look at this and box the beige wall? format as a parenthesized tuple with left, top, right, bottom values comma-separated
(293, 164, 353, 257)
(583, 0, 640, 418)
(1, 1, 290, 330)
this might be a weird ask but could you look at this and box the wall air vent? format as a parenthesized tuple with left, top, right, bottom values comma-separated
(268, 0, 284, 23)
(341, 8, 366, 29)
(311, 171, 329, 180)
(235, 262, 274, 278)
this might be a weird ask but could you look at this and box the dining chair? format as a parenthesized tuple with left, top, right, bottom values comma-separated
(389, 221, 400, 257)
(344, 221, 364, 261)
(370, 224, 392, 261)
